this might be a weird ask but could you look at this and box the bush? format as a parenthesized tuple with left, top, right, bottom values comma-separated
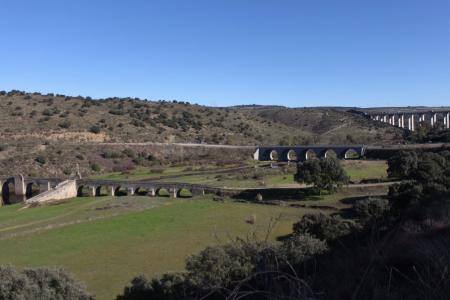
(90, 163, 101, 172)
(292, 213, 356, 241)
(89, 125, 101, 134)
(132, 157, 144, 165)
(35, 155, 46, 165)
(353, 197, 390, 222)
(23, 268, 92, 299)
(117, 273, 190, 300)
(122, 148, 135, 158)
(280, 233, 327, 266)
(0, 266, 92, 300)
(102, 150, 122, 159)
(0, 144, 7, 152)
(59, 120, 71, 129)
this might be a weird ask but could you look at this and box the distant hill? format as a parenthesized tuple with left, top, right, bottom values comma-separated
(0, 90, 402, 146)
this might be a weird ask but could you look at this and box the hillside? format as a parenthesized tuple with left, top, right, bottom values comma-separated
(0, 90, 401, 145)
(0, 90, 403, 177)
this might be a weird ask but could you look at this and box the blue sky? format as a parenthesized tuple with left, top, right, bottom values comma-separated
(1, 0, 449, 107)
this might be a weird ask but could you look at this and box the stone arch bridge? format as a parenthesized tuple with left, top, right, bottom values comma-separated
(0, 175, 221, 205)
(253, 145, 366, 162)
(76, 179, 213, 198)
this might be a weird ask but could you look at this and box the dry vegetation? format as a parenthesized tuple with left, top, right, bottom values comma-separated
(0, 90, 403, 177)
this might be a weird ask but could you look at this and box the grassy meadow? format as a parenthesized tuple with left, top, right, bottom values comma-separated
(87, 160, 388, 188)
(0, 196, 318, 299)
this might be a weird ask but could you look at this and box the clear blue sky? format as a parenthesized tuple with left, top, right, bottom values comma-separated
(1, 0, 449, 107)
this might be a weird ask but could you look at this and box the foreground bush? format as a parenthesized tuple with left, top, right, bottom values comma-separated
(118, 236, 326, 300)
(0, 266, 92, 300)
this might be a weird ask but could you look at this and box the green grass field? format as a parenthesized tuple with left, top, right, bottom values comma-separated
(88, 163, 241, 181)
(156, 160, 388, 188)
(87, 160, 387, 188)
(0, 196, 317, 299)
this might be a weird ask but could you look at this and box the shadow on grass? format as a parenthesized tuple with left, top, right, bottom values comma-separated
(230, 187, 322, 201)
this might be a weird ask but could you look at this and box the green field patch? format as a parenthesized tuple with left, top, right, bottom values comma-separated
(0, 197, 312, 299)
(342, 160, 388, 182)
(88, 163, 240, 181)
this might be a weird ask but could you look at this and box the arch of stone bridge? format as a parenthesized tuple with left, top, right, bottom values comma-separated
(95, 186, 108, 196)
(323, 149, 337, 159)
(114, 186, 128, 196)
(177, 188, 193, 198)
(77, 185, 95, 197)
(1, 178, 15, 205)
(134, 187, 148, 196)
(304, 149, 318, 161)
(25, 182, 39, 199)
(155, 187, 170, 197)
(287, 149, 297, 161)
(344, 148, 360, 159)
(269, 150, 279, 161)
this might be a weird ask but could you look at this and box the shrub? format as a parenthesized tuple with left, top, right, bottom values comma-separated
(0, 266, 92, 300)
(117, 273, 190, 300)
(35, 155, 46, 165)
(102, 150, 122, 159)
(122, 148, 136, 158)
(42, 109, 53, 116)
(59, 120, 71, 129)
(280, 233, 328, 266)
(132, 157, 144, 165)
(292, 213, 355, 241)
(23, 268, 92, 299)
(90, 163, 101, 172)
(89, 125, 101, 134)
(0, 144, 7, 152)
(353, 197, 390, 222)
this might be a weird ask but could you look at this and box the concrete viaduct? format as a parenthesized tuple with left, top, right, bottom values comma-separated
(368, 111, 450, 132)
(253, 145, 366, 162)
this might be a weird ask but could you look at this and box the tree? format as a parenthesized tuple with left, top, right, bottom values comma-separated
(294, 157, 349, 192)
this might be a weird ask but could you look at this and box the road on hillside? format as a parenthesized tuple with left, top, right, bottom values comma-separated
(97, 141, 450, 150)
